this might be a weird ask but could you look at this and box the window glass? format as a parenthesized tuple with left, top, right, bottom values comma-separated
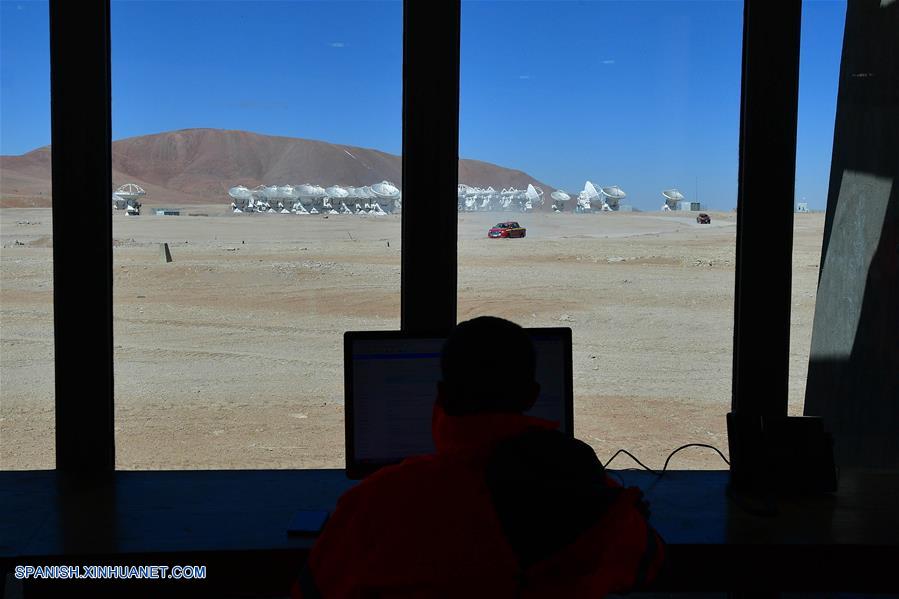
(111, 0, 402, 469)
(1, 1, 54, 469)
(459, 0, 743, 469)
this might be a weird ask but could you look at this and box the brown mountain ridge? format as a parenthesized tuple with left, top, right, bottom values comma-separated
(0, 128, 555, 208)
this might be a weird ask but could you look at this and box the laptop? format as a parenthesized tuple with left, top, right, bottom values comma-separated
(344, 328, 573, 478)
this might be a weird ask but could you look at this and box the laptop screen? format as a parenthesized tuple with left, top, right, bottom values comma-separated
(344, 328, 572, 477)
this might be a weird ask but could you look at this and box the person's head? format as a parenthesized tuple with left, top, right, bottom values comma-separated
(437, 316, 540, 416)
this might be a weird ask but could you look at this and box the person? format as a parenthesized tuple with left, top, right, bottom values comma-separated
(293, 316, 665, 598)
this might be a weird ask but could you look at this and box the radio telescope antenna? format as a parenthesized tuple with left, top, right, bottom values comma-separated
(550, 190, 571, 212)
(574, 181, 601, 212)
(326, 186, 349, 199)
(295, 184, 321, 199)
(662, 188, 685, 211)
(525, 184, 544, 211)
(370, 181, 400, 199)
(459, 184, 479, 211)
(115, 183, 146, 201)
(228, 186, 251, 200)
(370, 181, 400, 214)
(600, 185, 626, 211)
(112, 183, 145, 214)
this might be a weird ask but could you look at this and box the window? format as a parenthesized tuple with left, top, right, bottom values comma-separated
(459, 0, 743, 469)
(0, 0, 54, 470)
(110, 0, 402, 469)
(23, 0, 824, 475)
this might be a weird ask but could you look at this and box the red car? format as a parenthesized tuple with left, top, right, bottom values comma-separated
(488, 221, 526, 238)
(696, 213, 711, 224)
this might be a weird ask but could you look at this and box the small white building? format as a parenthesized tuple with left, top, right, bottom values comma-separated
(797, 202, 809, 212)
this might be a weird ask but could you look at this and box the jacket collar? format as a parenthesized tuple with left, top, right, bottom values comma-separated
(431, 402, 559, 454)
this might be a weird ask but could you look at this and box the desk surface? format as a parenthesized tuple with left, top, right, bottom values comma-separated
(3, 469, 898, 594)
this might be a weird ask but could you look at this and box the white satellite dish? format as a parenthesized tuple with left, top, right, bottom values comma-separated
(277, 185, 297, 199)
(251, 184, 268, 202)
(326, 186, 349, 199)
(550, 190, 571, 213)
(662, 188, 686, 210)
(458, 184, 472, 210)
(601, 186, 626, 201)
(114, 183, 146, 201)
(599, 185, 626, 211)
(295, 184, 323, 199)
(370, 181, 400, 199)
(525, 184, 544, 208)
(583, 181, 601, 200)
(662, 189, 685, 202)
(228, 185, 252, 200)
(572, 181, 601, 212)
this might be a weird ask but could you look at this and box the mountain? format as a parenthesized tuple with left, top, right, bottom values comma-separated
(0, 128, 555, 208)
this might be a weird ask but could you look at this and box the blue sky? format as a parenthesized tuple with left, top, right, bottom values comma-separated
(1, 0, 846, 210)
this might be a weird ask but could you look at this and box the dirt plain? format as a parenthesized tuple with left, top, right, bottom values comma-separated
(1, 207, 825, 470)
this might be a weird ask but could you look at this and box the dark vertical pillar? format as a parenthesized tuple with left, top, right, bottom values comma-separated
(400, 0, 460, 334)
(804, 0, 898, 467)
(731, 0, 802, 418)
(50, 0, 115, 473)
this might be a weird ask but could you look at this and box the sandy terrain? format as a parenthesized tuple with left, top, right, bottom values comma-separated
(1, 207, 825, 471)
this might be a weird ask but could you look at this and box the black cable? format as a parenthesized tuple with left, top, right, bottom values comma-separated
(660, 443, 730, 475)
(603, 449, 657, 473)
(603, 443, 730, 478)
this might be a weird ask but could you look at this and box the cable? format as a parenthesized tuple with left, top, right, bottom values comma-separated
(603, 443, 730, 477)
(603, 449, 657, 473)
(660, 443, 730, 475)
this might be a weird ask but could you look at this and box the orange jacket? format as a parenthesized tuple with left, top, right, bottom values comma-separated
(294, 404, 664, 598)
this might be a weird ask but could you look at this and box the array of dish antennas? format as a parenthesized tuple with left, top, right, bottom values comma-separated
(457, 184, 544, 212)
(228, 181, 400, 215)
(112, 183, 145, 213)
(548, 181, 627, 212)
(661, 188, 685, 211)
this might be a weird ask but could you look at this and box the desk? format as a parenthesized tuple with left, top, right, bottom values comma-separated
(2, 470, 898, 596)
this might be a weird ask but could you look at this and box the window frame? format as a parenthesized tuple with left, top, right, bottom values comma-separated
(46, 0, 799, 474)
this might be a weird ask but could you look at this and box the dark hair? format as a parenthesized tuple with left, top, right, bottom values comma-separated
(440, 316, 537, 415)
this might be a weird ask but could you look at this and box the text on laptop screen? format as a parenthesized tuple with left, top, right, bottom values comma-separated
(350, 333, 569, 465)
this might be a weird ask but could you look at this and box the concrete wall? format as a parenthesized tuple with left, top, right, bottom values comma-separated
(803, 0, 898, 467)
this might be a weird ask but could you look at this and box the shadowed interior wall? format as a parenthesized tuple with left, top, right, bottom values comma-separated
(804, 0, 898, 467)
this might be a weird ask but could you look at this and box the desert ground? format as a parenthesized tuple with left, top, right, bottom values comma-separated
(1, 207, 825, 470)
